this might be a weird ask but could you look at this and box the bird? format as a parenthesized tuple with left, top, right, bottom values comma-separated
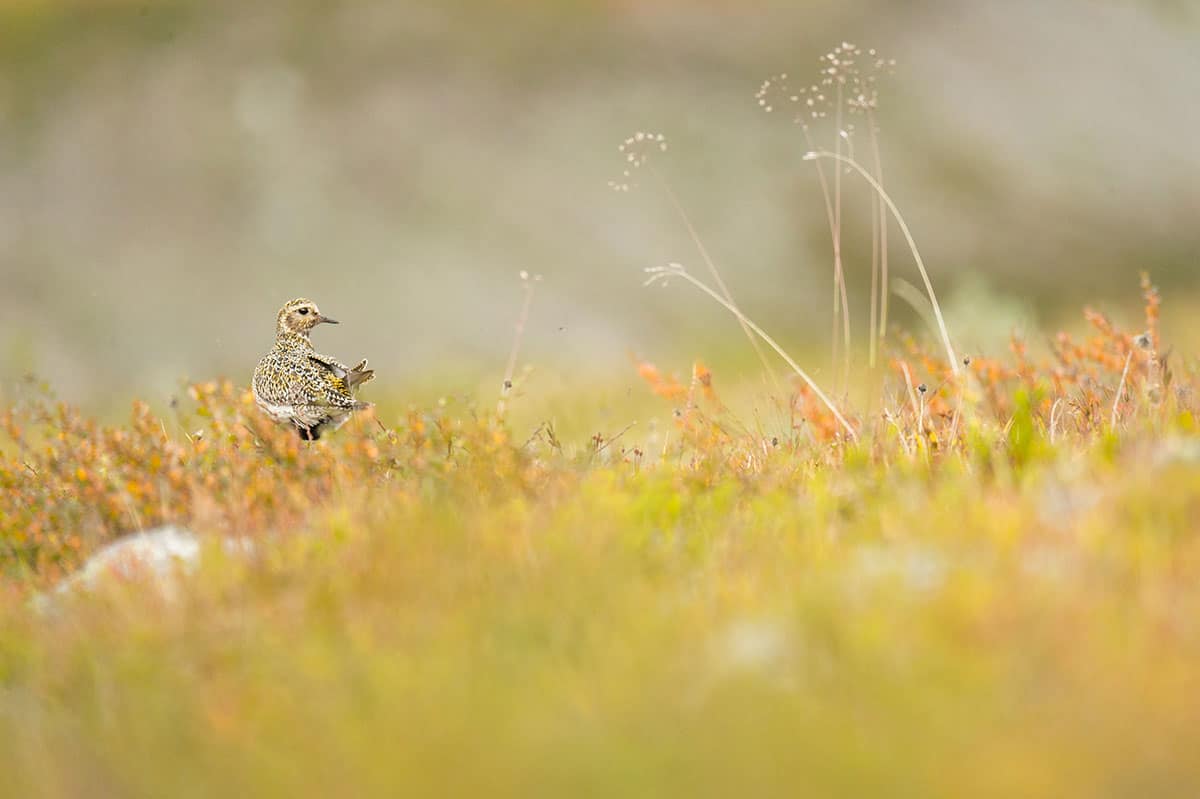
(252, 298, 375, 441)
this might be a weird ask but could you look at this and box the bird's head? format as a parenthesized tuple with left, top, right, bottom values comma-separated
(276, 298, 338, 336)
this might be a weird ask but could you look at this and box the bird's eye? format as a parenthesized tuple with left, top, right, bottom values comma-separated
(298, 308, 310, 315)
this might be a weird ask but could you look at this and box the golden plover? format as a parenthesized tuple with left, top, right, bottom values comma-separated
(252, 298, 375, 440)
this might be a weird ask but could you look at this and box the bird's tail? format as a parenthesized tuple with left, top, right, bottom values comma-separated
(347, 359, 375, 391)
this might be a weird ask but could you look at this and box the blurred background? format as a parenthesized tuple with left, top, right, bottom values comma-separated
(2, 0, 1198, 408)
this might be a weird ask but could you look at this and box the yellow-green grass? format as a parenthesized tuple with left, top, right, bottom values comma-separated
(2, 293, 1200, 796)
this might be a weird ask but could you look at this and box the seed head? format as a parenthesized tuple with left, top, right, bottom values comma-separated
(759, 43, 894, 128)
(609, 131, 668, 192)
(756, 72, 832, 127)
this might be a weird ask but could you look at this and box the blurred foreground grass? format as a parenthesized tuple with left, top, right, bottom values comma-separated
(2, 282, 1200, 796)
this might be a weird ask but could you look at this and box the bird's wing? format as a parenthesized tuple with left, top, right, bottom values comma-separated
(293, 357, 366, 410)
(308, 353, 375, 391)
(306, 353, 352, 393)
(308, 351, 351, 374)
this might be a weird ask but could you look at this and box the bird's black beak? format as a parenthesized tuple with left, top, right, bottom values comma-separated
(317, 315, 339, 325)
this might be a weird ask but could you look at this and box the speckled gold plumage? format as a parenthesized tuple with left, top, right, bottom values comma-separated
(252, 298, 374, 440)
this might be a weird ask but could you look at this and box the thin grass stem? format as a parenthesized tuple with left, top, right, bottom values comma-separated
(833, 85, 851, 388)
(799, 127, 846, 386)
(803, 150, 959, 374)
(1110, 350, 1134, 429)
(498, 275, 537, 418)
(867, 108, 889, 349)
(646, 265, 857, 441)
(651, 168, 783, 393)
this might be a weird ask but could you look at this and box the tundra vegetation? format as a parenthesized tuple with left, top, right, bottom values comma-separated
(4, 30, 1200, 798)
(2, 273, 1198, 796)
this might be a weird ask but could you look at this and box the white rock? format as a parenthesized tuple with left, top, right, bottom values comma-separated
(33, 526, 252, 611)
